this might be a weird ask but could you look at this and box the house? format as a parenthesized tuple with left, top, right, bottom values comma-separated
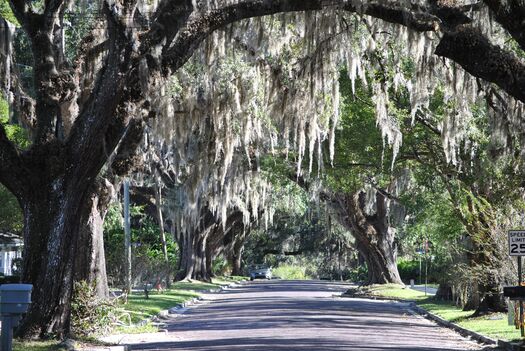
(0, 233, 22, 276)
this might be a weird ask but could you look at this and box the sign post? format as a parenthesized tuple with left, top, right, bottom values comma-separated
(508, 230, 525, 337)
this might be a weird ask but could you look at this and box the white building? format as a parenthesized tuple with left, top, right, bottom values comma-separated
(0, 233, 22, 276)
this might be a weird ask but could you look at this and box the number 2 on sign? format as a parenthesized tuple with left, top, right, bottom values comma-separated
(510, 243, 525, 254)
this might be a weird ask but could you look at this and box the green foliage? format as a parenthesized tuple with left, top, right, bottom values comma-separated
(104, 203, 178, 287)
(347, 265, 368, 283)
(273, 264, 308, 280)
(0, 184, 22, 233)
(0, 0, 19, 25)
(397, 259, 419, 282)
(324, 71, 388, 193)
(0, 98, 30, 149)
(211, 255, 230, 276)
(70, 281, 120, 337)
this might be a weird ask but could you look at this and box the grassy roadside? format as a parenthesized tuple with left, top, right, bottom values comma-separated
(117, 277, 248, 330)
(354, 284, 521, 342)
(13, 276, 248, 350)
(13, 340, 63, 351)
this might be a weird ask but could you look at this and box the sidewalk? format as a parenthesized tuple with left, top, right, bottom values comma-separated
(410, 284, 437, 295)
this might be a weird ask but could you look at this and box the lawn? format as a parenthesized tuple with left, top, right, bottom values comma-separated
(13, 340, 63, 351)
(123, 288, 201, 323)
(14, 276, 249, 344)
(359, 283, 430, 301)
(119, 277, 246, 325)
(361, 284, 523, 342)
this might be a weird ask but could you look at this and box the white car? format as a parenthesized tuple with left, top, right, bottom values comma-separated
(248, 264, 272, 281)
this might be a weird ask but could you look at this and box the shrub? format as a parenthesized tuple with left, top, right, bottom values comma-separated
(212, 256, 231, 276)
(347, 265, 368, 283)
(397, 259, 420, 283)
(70, 281, 120, 337)
(273, 264, 308, 280)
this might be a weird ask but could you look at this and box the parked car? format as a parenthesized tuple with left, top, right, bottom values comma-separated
(248, 264, 272, 281)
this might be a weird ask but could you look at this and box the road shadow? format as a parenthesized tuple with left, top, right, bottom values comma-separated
(128, 280, 489, 351)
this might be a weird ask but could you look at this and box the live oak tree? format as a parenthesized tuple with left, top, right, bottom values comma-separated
(2, 0, 525, 338)
(399, 103, 521, 314)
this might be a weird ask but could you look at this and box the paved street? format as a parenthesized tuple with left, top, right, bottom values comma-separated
(410, 284, 438, 295)
(127, 280, 492, 351)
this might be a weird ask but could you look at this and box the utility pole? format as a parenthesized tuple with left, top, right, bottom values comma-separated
(123, 179, 132, 297)
(155, 179, 170, 288)
(425, 238, 428, 296)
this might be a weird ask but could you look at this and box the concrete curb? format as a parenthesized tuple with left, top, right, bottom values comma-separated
(343, 294, 509, 348)
(497, 339, 525, 351)
(409, 303, 525, 350)
(408, 302, 497, 346)
(133, 280, 244, 325)
(83, 346, 130, 351)
(156, 280, 246, 319)
(340, 293, 411, 302)
(95, 280, 246, 351)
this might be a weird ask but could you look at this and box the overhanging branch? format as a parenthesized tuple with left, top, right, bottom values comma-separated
(483, 0, 525, 51)
(161, 0, 440, 72)
(435, 26, 525, 103)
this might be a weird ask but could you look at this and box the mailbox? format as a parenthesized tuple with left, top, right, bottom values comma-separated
(0, 284, 32, 351)
(0, 284, 32, 314)
(504, 286, 525, 300)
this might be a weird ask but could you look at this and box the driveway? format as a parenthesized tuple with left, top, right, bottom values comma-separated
(125, 280, 493, 351)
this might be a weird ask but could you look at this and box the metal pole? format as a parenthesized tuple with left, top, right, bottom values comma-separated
(519, 256, 524, 337)
(1, 315, 13, 351)
(124, 180, 132, 295)
(419, 254, 422, 285)
(425, 252, 428, 296)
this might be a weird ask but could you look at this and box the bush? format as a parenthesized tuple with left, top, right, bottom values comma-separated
(70, 281, 120, 337)
(397, 259, 420, 283)
(212, 256, 231, 276)
(347, 265, 368, 283)
(104, 204, 179, 287)
(273, 264, 308, 280)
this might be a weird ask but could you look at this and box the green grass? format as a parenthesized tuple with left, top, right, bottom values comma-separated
(360, 284, 432, 301)
(122, 288, 200, 324)
(120, 277, 243, 325)
(363, 284, 522, 342)
(11, 278, 246, 349)
(13, 340, 64, 351)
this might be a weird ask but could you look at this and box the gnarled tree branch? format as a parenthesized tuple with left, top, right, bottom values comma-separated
(161, 0, 440, 73)
(435, 25, 525, 103)
(483, 0, 525, 50)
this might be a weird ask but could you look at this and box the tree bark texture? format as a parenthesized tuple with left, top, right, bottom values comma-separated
(177, 226, 214, 282)
(16, 172, 94, 338)
(230, 229, 247, 276)
(332, 191, 403, 285)
(74, 178, 114, 299)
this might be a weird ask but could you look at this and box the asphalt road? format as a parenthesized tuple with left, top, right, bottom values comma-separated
(128, 280, 494, 351)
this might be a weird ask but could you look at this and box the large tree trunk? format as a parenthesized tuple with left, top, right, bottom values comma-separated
(231, 229, 246, 276)
(74, 178, 114, 298)
(176, 224, 214, 282)
(206, 212, 244, 278)
(177, 210, 245, 281)
(16, 176, 93, 338)
(333, 190, 403, 285)
(459, 195, 506, 314)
